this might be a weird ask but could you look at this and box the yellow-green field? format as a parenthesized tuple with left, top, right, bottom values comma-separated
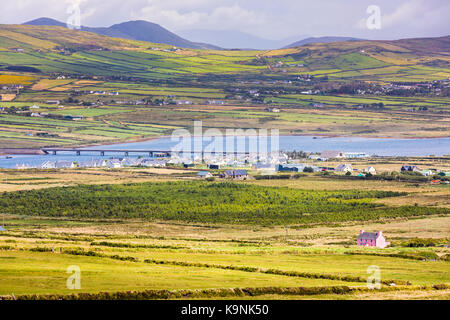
(0, 170, 448, 300)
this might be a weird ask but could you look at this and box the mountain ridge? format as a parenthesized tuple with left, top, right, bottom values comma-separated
(23, 17, 220, 50)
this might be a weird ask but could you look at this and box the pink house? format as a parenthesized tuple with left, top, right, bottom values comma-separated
(357, 230, 390, 248)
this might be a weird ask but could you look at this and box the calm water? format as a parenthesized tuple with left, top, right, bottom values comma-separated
(1, 136, 449, 169)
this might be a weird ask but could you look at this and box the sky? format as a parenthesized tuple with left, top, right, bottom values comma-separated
(2, 0, 449, 40)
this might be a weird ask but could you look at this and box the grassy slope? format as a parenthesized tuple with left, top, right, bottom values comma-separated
(0, 26, 449, 147)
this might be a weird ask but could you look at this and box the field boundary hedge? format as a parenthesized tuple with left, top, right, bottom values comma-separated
(1, 284, 447, 301)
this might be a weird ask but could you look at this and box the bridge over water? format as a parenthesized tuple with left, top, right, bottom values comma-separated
(41, 148, 252, 157)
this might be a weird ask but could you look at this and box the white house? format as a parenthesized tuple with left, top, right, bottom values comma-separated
(40, 161, 56, 169)
(364, 166, 377, 174)
(335, 164, 353, 172)
(321, 150, 345, 159)
(197, 171, 212, 179)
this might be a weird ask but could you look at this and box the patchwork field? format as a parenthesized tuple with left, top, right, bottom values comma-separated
(0, 170, 448, 300)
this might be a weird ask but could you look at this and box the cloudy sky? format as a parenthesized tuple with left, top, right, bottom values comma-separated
(3, 0, 449, 40)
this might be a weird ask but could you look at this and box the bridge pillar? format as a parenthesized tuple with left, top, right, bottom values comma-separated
(53, 151, 57, 155)
(149, 152, 153, 157)
(125, 152, 129, 157)
(76, 151, 81, 156)
(101, 151, 105, 156)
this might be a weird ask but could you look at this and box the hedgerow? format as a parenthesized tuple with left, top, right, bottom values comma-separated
(4, 284, 447, 300)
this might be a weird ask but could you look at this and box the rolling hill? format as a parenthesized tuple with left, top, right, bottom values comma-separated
(23, 17, 219, 50)
(284, 36, 362, 48)
(0, 24, 448, 83)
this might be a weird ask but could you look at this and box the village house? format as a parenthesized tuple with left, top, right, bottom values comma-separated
(335, 164, 353, 172)
(321, 150, 345, 159)
(46, 100, 60, 105)
(220, 170, 248, 180)
(174, 100, 192, 105)
(55, 161, 77, 169)
(40, 161, 56, 169)
(264, 107, 280, 113)
(364, 166, 377, 175)
(357, 230, 390, 248)
(64, 115, 84, 121)
(197, 171, 212, 179)
(420, 169, 434, 176)
(401, 165, 420, 172)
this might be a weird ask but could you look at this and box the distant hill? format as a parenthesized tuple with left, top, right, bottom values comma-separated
(23, 17, 219, 50)
(284, 36, 362, 48)
(177, 29, 308, 50)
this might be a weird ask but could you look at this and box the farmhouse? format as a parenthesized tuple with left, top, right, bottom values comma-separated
(321, 150, 345, 159)
(174, 100, 192, 105)
(420, 169, 434, 176)
(264, 107, 280, 113)
(221, 170, 248, 180)
(401, 165, 420, 172)
(40, 161, 56, 169)
(335, 164, 353, 172)
(46, 100, 60, 105)
(364, 166, 377, 174)
(197, 171, 212, 179)
(357, 230, 390, 248)
(64, 115, 84, 121)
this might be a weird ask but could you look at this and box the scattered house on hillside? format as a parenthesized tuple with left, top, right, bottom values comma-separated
(335, 164, 353, 172)
(357, 230, 390, 248)
(401, 165, 420, 172)
(64, 115, 84, 121)
(364, 166, 377, 175)
(94, 91, 106, 95)
(31, 112, 43, 117)
(197, 171, 212, 179)
(30, 105, 40, 109)
(207, 164, 221, 170)
(174, 100, 192, 105)
(221, 170, 248, 180)
(46, 100, 60, 105)
(265, 107, 281, 113)
(321, 150, 345, 159)
(206, 100, 224, 105)
(109, 92, 119, 96)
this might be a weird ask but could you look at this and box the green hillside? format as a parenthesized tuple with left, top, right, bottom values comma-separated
(0, 25, 449, 148)
(0, 25, 449, 81)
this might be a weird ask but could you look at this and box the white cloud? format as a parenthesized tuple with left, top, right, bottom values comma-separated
(0, 0, 448, 40)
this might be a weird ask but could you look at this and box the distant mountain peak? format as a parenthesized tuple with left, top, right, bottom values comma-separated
(23, 17, 219, 49)
(24, 17, 67, 27)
